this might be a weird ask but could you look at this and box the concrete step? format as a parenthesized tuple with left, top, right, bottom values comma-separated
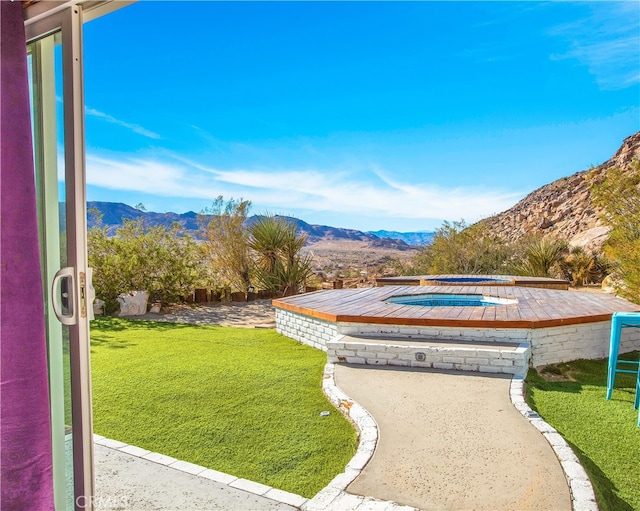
(327, 334, 530, 375)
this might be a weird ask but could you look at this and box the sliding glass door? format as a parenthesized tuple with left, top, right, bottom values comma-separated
(27, 8, 94, 510)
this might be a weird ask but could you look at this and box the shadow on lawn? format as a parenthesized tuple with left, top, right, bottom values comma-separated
(526, 353, 640, 511)
(530, 352, 639, 392)
(90, 317, 215, 351)
(90, 333, 136, 350)
(91, 316, 215, 332)
(568, 442, 635, 511)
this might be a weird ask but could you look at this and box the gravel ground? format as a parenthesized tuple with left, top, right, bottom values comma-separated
(133, 299, 276, 328)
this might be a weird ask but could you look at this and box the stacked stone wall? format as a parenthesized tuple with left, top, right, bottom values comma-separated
(274, 308, 640, 368)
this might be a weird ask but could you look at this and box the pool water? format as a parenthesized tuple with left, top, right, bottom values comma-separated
(386, 293, 517, 307)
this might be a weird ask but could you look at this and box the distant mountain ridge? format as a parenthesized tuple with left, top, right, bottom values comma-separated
(369, 230, 435, 246)
(87, 202, 432, 248)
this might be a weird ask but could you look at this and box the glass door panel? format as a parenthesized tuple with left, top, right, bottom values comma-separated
(29, 26, 91, 510)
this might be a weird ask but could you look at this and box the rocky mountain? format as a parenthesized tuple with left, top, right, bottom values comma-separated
(87, 202, 416, 250)
(479, 131, 640, 252)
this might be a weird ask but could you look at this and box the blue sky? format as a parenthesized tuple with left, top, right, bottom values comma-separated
(82, 1, 639, 232)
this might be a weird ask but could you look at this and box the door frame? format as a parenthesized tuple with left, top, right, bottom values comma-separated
(25, 2, 133, 509)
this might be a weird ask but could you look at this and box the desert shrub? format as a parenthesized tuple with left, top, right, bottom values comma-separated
(590, 160, 640, 302)
(511, 236, 567, 278)
(88, 218, 203, 313)
(400, 220, 511, 275)
(199, 196, 253, 293)
(559, 246, 596, 286)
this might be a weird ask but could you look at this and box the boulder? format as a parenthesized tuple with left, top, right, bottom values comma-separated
(117, 290, 149, 316)
(93, 299, 105, 316)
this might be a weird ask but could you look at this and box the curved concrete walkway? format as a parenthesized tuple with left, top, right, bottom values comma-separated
(335, 365, 572, 511)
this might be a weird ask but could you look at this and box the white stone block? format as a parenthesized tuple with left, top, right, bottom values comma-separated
(142, 452, 178, 466)
(199, 468, 237, 484)
(118, 445, 151, 457)
(457, 364, 479, 372)
(561, 460, 589, 481)
(229, 478, 272, 495)
(375, 352, 399, 360)
(170, 460, 207, 475)
(467, 357, 490, 365)
(347, 451, 373, 471)
(388, 359, 410, 367)
(303, 487, 342, 510)
(97, 437, 127, 449)
(570, 479, 596, 502)
(328, 493, 366, 510)
(490, 358, 514, 366)
(572, 500, 599, 511)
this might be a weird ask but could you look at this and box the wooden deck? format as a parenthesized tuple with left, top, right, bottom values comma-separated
(375, 274, 570, 290)
(273, 286, 640, 329)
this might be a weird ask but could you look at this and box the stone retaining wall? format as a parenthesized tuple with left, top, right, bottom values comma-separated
(275, 309, 338, 352)
(326, 336, 530, 375)
(274, 308, 640, 368)
(531, 321, 640, 367)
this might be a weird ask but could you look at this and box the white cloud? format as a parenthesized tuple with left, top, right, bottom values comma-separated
(86, 152, 524, 225)
(549, 3, 640, 90)
(85, 107, 162, 139)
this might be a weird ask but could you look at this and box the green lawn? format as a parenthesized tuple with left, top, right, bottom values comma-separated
(90, 317, 357, 497)
(525, 352, 640, 511)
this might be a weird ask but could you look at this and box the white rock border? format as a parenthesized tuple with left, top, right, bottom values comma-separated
(510, 375, 599, 511)
(302, 363, 418, 511)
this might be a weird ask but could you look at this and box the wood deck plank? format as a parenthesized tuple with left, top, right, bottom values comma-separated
(274, 284, 640, 328)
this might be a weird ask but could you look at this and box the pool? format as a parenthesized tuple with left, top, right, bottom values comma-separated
(273, 284, 640, 369)
(386, 293, 517, 307)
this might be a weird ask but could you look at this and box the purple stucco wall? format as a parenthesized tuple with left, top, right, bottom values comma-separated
(1, 2, 54, 509)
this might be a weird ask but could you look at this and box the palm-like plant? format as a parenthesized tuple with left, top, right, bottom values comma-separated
(561, 246, 596, 287)
(249, 215, 314, 295)
(514, 237, 567, 278)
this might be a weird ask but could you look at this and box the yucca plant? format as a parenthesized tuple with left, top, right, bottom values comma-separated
(249, 214, 314, 295)
(514, 237, 567, 278)
(560, 246, 595, 287)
